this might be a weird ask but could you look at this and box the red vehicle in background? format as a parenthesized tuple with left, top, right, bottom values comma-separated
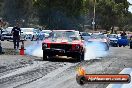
(42, 30, 85, 61)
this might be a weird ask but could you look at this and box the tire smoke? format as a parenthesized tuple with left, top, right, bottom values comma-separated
(25, 41, 108, 60)
(84, 42, 108, 60)
(25, 41, 43, 57)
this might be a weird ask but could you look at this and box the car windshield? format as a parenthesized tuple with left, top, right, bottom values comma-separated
(48, 31, 81, 41)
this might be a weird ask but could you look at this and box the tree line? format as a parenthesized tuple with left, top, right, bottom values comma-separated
(0, 0, 131, 32)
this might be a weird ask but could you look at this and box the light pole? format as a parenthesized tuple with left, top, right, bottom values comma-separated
(92, 0, 96, 31)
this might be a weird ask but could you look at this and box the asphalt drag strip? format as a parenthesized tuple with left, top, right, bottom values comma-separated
(0, 56, 78, 88)
(0, 41, 132, 88)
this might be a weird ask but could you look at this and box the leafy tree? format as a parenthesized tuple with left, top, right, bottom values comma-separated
(90, 0, 131, 32)
(0, 0, 4, 16)
(2, 0, 33, 26)
(34, 0, 84, 30)
(0, 0, 131, 31)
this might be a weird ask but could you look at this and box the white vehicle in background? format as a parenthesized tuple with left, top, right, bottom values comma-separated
(21, 28, 40, 41)
(21, 28, 34, 40)
(39, 30, 52, 40)
(1, 27, 27, 41)
(1, 28, 13, 41)
(5, 27, 13, 32)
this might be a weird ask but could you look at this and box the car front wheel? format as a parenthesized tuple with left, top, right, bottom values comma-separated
(76, 52, 84, 62)
(1, 37, 4, 41)
(43, 51, 48, 61)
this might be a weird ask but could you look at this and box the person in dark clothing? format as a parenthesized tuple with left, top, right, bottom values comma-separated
(121, 31, 127, 39)
(0, 27, 2, 40)
(11, 23, 21, 49)
(121, 31, 126, 36)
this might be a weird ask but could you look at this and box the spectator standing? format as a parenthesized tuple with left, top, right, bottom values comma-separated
(11, 23, 21, 49)
(0, 20, 3, 40)
(121, 31, 127, 39)
(121, 31, 126, 36)
(0, 26, 2, 40)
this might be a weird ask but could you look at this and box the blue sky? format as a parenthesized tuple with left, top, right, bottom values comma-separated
(128, 0, 132, 13)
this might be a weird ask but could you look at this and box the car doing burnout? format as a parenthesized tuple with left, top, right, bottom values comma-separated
(42, 30, 85, 61)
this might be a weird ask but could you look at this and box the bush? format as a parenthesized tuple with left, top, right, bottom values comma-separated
(127, 26, 132, 32)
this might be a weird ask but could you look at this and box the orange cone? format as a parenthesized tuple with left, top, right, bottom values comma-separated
(19, 42, 25, 55)
(20, 48, 24, 55)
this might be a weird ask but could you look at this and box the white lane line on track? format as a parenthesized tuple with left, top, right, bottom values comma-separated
(106, 68, 132, 88)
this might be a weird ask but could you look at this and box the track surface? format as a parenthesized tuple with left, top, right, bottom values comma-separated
(0, 41, 132, 88)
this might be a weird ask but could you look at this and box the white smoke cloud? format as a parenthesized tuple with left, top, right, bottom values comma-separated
(25, 41, 43, 57)
(84, 42, 108, 60)
(25, 41, 108, 60)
